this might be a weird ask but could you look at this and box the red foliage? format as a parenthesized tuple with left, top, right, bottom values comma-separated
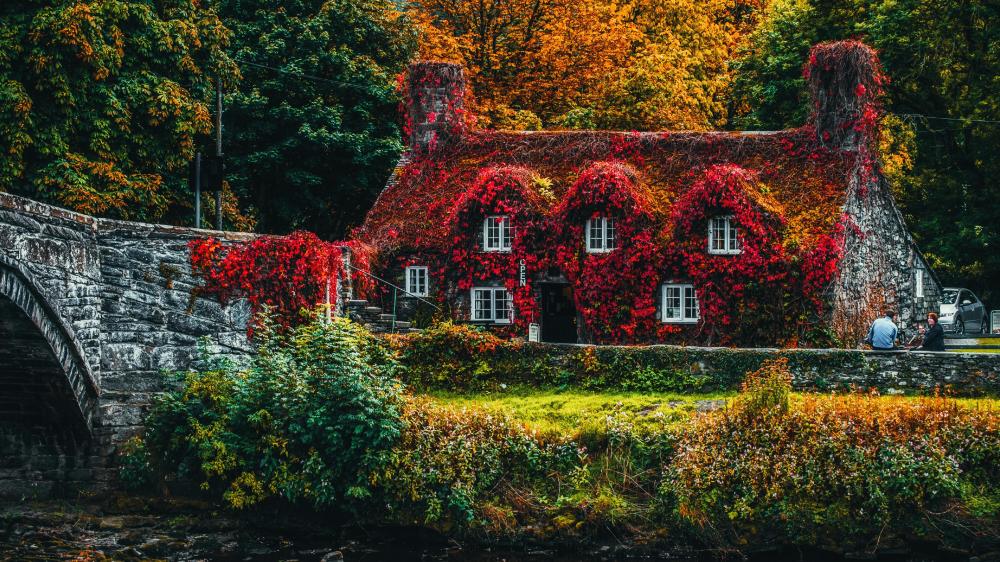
(805, 40, 886, 149)
(444, 166, 546, 332)
(352, 43, 892, 346)
(550, 161, 666, 343)
(188, 232, 344, 332)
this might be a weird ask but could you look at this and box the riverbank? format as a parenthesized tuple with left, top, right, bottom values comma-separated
(0, 496, 987, 562)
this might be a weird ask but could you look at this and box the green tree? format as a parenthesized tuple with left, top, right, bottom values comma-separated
(732, 0, 1000, 305)
(217, 0, 416, 237)
(0, 0, 235, 220)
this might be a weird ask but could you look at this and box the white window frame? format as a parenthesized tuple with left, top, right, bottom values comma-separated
(662, 283, 700, 324)
(585, 217, 616, 253)
(914, 264, 924, 298)
(483, 215, 512, 252)
(470, 286, 513, 324)
(405, 266, 429, 297)
(708, 215, 742, 255)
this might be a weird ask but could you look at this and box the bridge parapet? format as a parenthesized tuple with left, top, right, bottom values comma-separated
(0, 193, 255, 496)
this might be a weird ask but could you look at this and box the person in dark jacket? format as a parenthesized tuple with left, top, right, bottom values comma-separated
(918, 312, 946, 351)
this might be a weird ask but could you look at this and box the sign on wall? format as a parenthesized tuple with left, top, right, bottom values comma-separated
(992, 310, 999, 334)
(519, 259, 526, 287)
(528, 323, 540, 343)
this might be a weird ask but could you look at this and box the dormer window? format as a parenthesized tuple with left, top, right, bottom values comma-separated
(405, 266, 428, 297)
(483, 215, 512, 252)
(585, 217, 616, 253)
(708, 215, 741, 255)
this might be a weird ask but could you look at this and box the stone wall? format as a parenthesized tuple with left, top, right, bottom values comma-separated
(396, 338, 1000, 397)
(0, 193, 256, 496)
(832, 151, 942, 339)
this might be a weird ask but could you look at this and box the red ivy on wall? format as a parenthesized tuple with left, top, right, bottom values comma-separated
(188, 232, 344, 332)
(550, 161, 668, 343)
(444, 166, 547, 332)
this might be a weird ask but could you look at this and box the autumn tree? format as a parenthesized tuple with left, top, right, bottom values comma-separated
(568, 0, 763, 131)
(217, 0, 417, 237)
(411, 0, 635, 129)
(0, 0, 236, 220)
(732, 0, 1000, 306)
(411, 0, 764, 131)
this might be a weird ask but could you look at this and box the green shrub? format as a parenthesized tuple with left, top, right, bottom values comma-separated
(128, 314, 404, 509)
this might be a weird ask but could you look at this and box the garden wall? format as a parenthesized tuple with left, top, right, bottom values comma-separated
(394, 328, 1000, 395)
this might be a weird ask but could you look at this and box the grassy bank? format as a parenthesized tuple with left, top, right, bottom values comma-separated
(427, 388, 1000, 436)
(426, 388, 732, 435)
(125, 317, 1000, 557)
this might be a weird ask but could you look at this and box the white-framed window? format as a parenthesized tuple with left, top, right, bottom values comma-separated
(483, 215, 512, 252)
(585, 217, 616, 253)
(471, 287, 512, 324)
(405, 266, 429, 297)
(662, 283, 700, 323)
(708, 215, 741, 255)
(914, 264, 924, 298)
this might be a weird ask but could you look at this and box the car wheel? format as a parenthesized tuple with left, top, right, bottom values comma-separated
(956, 318, 965, 336)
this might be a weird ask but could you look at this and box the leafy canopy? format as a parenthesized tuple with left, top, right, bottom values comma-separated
(217, 0, 417, 237)
(731, 0, 1000, 304)
(0, 0, 236, 220)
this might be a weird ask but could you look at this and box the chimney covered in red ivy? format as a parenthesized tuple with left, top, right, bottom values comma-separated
(805, 40, 885, 150)
(406, 62, 467, 152)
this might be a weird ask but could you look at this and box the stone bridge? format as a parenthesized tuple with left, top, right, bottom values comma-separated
(0, 193, 255, 497)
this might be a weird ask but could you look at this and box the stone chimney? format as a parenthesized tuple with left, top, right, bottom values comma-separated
(805, 40, 884, 150)
(406, 62, 466, 152)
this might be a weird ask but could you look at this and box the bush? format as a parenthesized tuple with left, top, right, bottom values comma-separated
(666, 358, 1000, 551)
(375, 396, 579, 531)
(129, 314, 405, 509)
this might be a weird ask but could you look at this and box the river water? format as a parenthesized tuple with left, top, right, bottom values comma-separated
(0, 498, 970, 562)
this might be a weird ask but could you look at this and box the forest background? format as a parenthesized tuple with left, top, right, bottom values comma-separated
(1, 0, 997, 305)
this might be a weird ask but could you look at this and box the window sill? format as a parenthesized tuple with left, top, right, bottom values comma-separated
(586, 248, 616, 254)
(707, 250, 742, 256)
(662, 319, 699, 324)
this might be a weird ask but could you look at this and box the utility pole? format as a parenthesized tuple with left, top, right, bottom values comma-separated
(194, 152, 202, 228)
(215, 77, 223, 230)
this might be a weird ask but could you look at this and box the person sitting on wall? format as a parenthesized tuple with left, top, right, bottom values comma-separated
(865, 309, 898, 350)
(916, 312, 946, 351)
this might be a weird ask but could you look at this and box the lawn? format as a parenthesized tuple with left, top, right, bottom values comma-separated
(426, 387, 1000, 436)
(426, 387, 733, 435)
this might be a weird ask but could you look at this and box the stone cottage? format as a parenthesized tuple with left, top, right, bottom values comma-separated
(353, 40, 941, 346)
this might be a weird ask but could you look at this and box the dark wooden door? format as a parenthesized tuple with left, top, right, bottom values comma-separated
(541, 283, 578, 343)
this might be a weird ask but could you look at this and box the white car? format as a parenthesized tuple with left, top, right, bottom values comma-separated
(938, 287, 989, 335)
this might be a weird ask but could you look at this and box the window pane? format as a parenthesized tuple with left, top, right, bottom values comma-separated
(606, 218, 616, 250)
(710, 218, 725, 251)
(683, 286, 698, 320)
(501, 217, 512, 250)
(485, 217, 498, 250)
(588, 219, 602, 250)
(664, 286, 681, 319)
(727, 218, 740, 252)
(495, 289, 511, 322)
(473, 289, 493, 320)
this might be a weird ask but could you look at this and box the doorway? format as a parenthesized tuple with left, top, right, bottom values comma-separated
(541, 283, 578, 343)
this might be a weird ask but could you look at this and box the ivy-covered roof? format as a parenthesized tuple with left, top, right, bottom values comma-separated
(355, 127, 859, 255)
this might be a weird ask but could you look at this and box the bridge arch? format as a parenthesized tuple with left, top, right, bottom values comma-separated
(0, 256, 100, 437)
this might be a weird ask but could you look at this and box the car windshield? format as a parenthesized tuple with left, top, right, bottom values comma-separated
(941, 289, 959, 305)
